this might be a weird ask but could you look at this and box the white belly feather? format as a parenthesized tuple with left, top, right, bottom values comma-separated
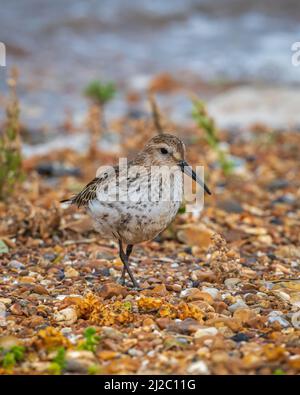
(87, 168, 183, 244)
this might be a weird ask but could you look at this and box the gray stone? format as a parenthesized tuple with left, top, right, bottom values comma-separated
(8, 260, 25, 270)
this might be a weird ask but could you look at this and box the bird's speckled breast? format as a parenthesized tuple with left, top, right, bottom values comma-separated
(87, 169, 184, 244)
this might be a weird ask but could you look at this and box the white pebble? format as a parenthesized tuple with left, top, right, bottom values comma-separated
(187, 360, 209, 375)
(54, 307, 77, 325)
(268, 311, 290, 328)
(194, 327, 218, 338)
(228, 299, 248, 312)
(202, 287, 219, 299)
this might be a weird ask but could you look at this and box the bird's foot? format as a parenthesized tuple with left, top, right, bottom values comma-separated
(130, 280, 141, 291)
(116, 277, 141, 291)
(132, 285, 142, 292)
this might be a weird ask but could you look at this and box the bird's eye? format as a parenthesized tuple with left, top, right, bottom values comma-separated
(160, 148, 168, 155)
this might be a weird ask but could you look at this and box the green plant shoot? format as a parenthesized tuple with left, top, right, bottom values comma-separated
(84, 80, 116, 106)
(192, 98, 234, 175)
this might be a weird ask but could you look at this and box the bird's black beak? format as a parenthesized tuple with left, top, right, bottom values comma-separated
(178, 160, 211, 195)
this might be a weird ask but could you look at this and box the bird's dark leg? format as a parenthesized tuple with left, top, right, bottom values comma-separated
(119, 266, 126, 286)
(118, 240, 139, 289)
(118, 244, 133, 285)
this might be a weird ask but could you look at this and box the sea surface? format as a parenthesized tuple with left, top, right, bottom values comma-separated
(0, 0, 300, 130)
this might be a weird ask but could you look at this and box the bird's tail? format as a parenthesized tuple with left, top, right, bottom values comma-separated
(60, 198, 73, 204)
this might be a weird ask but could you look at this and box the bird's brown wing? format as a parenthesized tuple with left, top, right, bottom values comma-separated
(60, 177, 101, 207)
(60, 166, 118, 208)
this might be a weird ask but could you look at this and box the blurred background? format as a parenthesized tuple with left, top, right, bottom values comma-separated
(1, 2, 300, 376)
(0, 0, 300, 142)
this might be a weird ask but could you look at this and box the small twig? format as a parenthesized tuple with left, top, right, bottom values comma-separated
(148, 93, 163, 135)
(270, 278, 300, 283)
(63, 238, 97, 246)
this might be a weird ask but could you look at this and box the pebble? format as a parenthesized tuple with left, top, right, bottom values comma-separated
(263, 281, 274, 290)
(224, 278, 241, 290)
(32, 284, 49, 295)
(102, 326, 124, 340)
(10, 303, 24, 315)
(228, 299, 248, 313)
(100, 268, 111, 277)
(0, 335, 21, 350)
(272, 194, 295, 205)
(267, 179, 290, 191)
(213, 301, 228, 314)
(202, 287, 219, 300)
(211, 351, 229, 363)
(0, 298, 12, 306)
(187, 360, 209, 375)
(64, 267, 79, 278)
(54, 307, 77, 325)
(149, 284, 168, 296)
(23, 315, 45, 328)
(233, 308, 257, 324)
(36, 161, 80, 177)
(97, 350, 119, 360)
(231, 333, 250, 342)
(169, 284, 182, 292)
(98, 282, 127, 299)
(128, 348, 143, 357)
(8, 260, 25, 270)
(291, 311, 300, 329)
(180, 288, 213, 303)
(0, 302, 6, 313)
(180, 288, 192, 299)
(109, 268, 119, 277)
(29, 362, 51, 373)
(156, 317, 172, 330)
(61, 327, 72, 334)
(217, 199, 244, 214)
(167, 318, 203, 334)
(192, 270, 217, 283)
(268, 311, 290, 328)
(43, 252, 57, 261)
(177, 225, 214, 250)
(66, 350, 97, 373)
(194, 327, 218, 338)
(275, 291, 291, 302)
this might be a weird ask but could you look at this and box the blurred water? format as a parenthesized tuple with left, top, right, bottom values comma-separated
(0, 0, 300, 128)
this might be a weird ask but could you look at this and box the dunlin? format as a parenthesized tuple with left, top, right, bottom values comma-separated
(61, 134, 211, 288)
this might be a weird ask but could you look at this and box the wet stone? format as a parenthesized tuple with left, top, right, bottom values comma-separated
(231, 333, 250, 342)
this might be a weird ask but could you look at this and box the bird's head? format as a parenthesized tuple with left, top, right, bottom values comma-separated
(137, 133, 211, 195)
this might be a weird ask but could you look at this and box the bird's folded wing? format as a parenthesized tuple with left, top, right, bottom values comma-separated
(62, 165, 119, 208)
